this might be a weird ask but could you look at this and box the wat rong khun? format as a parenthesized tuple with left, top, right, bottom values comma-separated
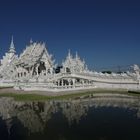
(0, 37, 140, 93)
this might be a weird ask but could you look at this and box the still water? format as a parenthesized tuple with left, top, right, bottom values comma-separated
(0, 94, 140, 140)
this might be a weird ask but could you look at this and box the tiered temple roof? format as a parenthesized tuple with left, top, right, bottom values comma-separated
(16, 42, 53, 67)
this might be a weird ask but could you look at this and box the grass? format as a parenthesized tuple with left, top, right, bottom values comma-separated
(0, 88, 140, 101)
(0, 86, 13, 89)
(0, 92, 97, 101)
(0, 93, 52, 101)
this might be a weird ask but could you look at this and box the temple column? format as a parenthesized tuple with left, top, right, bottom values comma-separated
(50, 68, 53, 74)
(31, 67, 34, 76)
(29, 67, 33, 76)
(45, 63, 48, 76)
(61, 79, 64, 87)
(72, 78, 75, 88)
(82, 79, 84, 87)
(68, 79, 71, 88)
(36, 64, 39, 76)
(58, 80, 60, 86)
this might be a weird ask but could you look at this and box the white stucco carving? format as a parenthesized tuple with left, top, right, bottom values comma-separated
(0, 37, 140, 91)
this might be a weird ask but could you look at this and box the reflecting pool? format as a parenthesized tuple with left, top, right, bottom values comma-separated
(0, 94, 140, 140)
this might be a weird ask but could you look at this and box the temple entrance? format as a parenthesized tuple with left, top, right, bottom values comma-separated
(38, 62, 46, 75)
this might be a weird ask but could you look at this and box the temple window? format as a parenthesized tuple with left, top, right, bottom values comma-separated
(66, 67, 70, 73)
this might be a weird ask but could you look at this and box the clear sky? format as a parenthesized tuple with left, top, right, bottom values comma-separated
(0, 0, 140, 71)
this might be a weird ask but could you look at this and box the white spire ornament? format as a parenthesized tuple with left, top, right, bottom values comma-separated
(68, 49, 72, 59)
(30, 38, 33, 44)
(75, 51, 79, 60)
(9, 36, 16, 54)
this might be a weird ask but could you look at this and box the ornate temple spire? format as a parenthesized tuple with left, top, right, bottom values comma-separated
(83, 58, 85, 64)
(9, 36, 16, 54)
(68, 49, 72, 59)
(75, 51, 79, 60)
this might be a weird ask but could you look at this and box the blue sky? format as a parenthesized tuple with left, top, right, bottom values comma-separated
(0, 0, 140, 71)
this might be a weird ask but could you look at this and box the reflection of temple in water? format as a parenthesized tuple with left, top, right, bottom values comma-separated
(0, 95, 140, 136)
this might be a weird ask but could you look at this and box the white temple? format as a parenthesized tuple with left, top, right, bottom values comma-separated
(0, 37, 140, 91)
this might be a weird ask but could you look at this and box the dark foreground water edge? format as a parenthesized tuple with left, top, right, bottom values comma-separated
(0, 94, 140, 140)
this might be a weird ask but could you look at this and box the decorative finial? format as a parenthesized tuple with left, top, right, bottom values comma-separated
(11, 35, 13, 43)
(83, 59, 85, 64)
(85, 65, 88, 71)
(9, 36, 15, 53)
(68, 49, 72, 59)
(30, 38, 33, 44)
(76, 51, 78, 59)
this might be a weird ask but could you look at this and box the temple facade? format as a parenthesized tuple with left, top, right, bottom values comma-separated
(0, 37, 140, 91)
